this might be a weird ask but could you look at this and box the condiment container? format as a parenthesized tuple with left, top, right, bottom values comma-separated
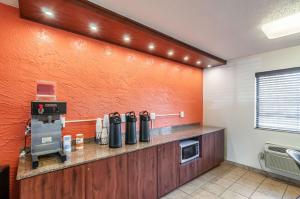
(63, 135, 72, 153)
(76, 134, 84, 150)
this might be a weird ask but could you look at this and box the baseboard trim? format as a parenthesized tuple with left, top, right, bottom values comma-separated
(224, 160, 300, 187)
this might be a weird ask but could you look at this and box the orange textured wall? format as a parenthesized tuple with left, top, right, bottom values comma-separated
(0, 3, 203, 199)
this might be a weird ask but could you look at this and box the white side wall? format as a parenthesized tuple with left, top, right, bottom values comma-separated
(204, 45, 300, 169)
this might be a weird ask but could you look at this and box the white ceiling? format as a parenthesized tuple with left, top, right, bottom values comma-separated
(2, 0, 300, 60)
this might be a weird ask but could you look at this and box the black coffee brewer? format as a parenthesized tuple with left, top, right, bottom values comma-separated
(125, 111, 137, 145)
(109, 112, 122, 148)
(139, 111, 151, 142)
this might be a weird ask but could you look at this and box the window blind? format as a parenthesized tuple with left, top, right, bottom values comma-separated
(255, 67, 300, 133)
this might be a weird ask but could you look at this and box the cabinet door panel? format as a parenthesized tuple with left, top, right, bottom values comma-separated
(214, 130, 225, 166)
(202, 133, 215, 171)
(197, 157, 203, 175)
(20, 171, 62, 199)
(62, 165, 85, 199)
(20, 165, 85, 199)
(158, 141, 179, 197)
(179, 159, 198, 185)
(128, 146, 158, 199)
(85, 154, 128, 199)
(197, 136, 203, 175)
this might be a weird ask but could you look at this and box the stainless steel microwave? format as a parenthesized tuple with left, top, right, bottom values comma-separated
(180, 139, 200, 164)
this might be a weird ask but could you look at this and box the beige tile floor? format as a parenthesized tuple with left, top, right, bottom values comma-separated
(161, 163, 300, 199)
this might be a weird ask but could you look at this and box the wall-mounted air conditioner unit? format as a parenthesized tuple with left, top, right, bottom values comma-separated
(264, 143, 300, 178)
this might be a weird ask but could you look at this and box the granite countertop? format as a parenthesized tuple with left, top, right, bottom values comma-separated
(17, 125, 224, 180)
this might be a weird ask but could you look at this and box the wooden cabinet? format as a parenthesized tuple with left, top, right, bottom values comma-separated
(179, 158, 199, 185)
(158, 141, 179, 197)
(128, 146, 158, 199)
(196, 136, 204, 175)
(202, 130, 225, 172)
(179, 136, 203, 185)
(196, 158, 203, 175)
(202, 133, 216, 172)
(20, 171, 62, 199)
(19, 129, 225, 199)
(214, 130, 225, 166)
(20, 165, 85, 199)
(180, 130, 225, 185)
(62, 165, 86, 199)
(85, 154, 128, 199)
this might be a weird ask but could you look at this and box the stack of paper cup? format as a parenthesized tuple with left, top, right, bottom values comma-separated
(63, 135, 72, 153)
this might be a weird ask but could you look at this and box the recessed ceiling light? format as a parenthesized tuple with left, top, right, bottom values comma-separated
(207, 64, 212, 68)
(123, 34, 131, 43)
(261, 12, 300, 39)
(148, 43, 155, 51)
(167, 50, 174, 57)
(196, 60, 202, 65)
(41, 7, 54, 18)
(89, 23, 98, 32)
(183, 56, 189, 61)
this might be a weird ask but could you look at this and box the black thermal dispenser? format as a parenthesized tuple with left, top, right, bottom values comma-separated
(109, 112, 122, 148)
(139, 111, 151, 142)
(125, 111, 137, 145)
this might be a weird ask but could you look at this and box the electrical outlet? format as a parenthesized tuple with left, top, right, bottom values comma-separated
(179, 111, 185, 118)
(61, 116, 66, 128)
(150, 112, 156, 120)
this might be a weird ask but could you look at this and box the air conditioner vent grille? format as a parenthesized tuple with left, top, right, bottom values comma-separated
(268, 146, 287, 153)
(265, 143, 300, 178)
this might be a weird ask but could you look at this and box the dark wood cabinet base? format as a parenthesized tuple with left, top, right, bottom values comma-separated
(128, 147, 158, 199)
(20, 165, 85, 199)
(19, 129, 224, 199)
(158, 141, 180, 197)
(85, 155, 128, 199)
(179, 130, 225, 185)
(179, 158, 200, 185)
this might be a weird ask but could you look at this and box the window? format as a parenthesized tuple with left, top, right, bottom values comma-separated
(255, 67, 300, 133)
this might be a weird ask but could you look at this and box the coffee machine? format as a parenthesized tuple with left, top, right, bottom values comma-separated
(31, 101, 67, 169)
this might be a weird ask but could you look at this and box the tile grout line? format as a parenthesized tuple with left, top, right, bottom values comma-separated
(222, 169, 250, 198)
(187, 175, 217, 196)
(228, 161, 295, 199)
(217, 167, 247, 195)
(205, 167, 249, 197)
(181, 172, 220, 196)
(178, 165, 266, 199)
(248, 176, 266, 199)
(179, 185, 192, 195)
(182, 172, 217, 195)
(281, 184, 288, 199)
(172, 163, 297, 199)
(184, 169, 223, 197)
